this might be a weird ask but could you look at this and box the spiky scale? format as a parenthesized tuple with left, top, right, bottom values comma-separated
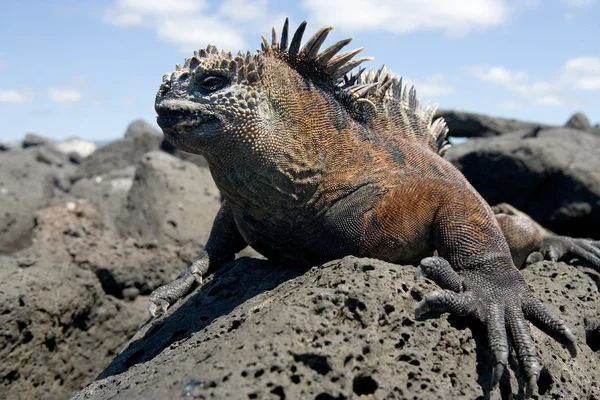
(261, 35, 270, 52)
(324, 48, 364, 75)
(271, 27, 278, 48)
(349, 83, 378, 98)
(300, 26, 333, 60)
(331, 57, 373, 80)
(280, 18, 289, 52)
(289, 20, 307, 55)
(315, 38, 353, 66)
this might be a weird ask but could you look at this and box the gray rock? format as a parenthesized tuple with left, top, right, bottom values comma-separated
(117, 151, 221, 246)
(22, 133, 53, 148)
(77, 130, 163, 178)
(56, 137, 98, 158)
(27, 202, 190, 299)
(71, 166, 136, 233)
(0, 147, 76, 254)
(0, 141, 19, 151)
(68, 151, 84, 164)
(436, 109, 552, 138)
(73, 256, 600, 400)
(124, 119, 162, 139)
(0, 204, 150, 400)
(0, 199, 204, 399)
(565, 112, 591, 130)
(0, 257, 146, 400)
(446, 127, 600, 239)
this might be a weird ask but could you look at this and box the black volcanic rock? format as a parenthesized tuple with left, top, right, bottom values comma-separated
(117, 151, 220, 246)
(73, 256, 600, 400)
(565, 112, 591, 131)
(446, 127, 600, 239)
(436, 109, 553, 138)
(0, 147, 77, 253)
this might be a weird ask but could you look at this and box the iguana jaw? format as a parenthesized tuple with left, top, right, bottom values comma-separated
(155, 100, 218, 131)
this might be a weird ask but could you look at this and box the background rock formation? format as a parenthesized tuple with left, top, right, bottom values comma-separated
(0, 112, 599, 399)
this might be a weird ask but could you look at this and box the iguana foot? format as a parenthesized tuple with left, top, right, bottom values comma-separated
(148, 257, 208, 317)
(415, 256, 577, 397)
(541, 235, 600, 269)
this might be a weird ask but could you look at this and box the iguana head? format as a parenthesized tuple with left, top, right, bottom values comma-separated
(155, 19, 376, 157)
(155, 19, 449, 161)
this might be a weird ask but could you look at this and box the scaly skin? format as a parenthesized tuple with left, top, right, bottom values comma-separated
(151, 19, 600, 397)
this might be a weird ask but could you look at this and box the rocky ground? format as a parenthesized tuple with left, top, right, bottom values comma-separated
(0, 112, 599, 399)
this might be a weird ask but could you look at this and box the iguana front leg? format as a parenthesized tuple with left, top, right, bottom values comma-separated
(149, 200, 247, 317)
(415, 192, 577, 397)
(494, 203, 600, 270)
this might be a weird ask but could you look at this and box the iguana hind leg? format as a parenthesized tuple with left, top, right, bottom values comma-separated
(149, 200, 247, 317)
(418, 191, 577, 397)
(494, 203, 600, 270)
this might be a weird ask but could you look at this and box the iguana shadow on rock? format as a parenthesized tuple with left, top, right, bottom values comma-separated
(97, 257, 306, 379)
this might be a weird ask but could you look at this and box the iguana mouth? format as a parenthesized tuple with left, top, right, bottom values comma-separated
(156, 103, 217, 130)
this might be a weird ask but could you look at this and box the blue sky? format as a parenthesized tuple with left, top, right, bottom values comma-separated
(1, 0, 599, 142)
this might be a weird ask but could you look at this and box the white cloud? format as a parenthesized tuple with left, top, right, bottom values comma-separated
(563, 56, 600, 90)
(219, 0, 267, 22)
(572, 76, 600, 90)
(534, 96, 564, 106)
(471, 66, 527, 87)
(564, 56, 600, 71)
(102, 0, 272, 52)
(156, 17, 246, 51)
(470, 56, 600, 107)
(301, 0, 510, 36)
(48, 88, 83, 103)
(103, 0, 525, 53)
(501, 101, 521, 109)
(0, 90, 31, 103)
(469, 65, 558, 98)
(406, 74, 454, 98)
(104, 0, 207, 23)
(561, 0, 596, 6)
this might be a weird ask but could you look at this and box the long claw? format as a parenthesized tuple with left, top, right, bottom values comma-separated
(485, 303, 509, 388)
(545, 245, 560, 262)
(505, 300, 541, 396)
(522, 296, 578, 357)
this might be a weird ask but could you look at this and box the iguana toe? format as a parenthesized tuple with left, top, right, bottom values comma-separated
(416, 256, 464, 292)
(415, 289, 478, 319)
(522, 296, 578, 357)
(148, 271, 199, 317)
(148, 255, 210, 317)
(504, 299, 541, 397)
(542, 235, 600, 269)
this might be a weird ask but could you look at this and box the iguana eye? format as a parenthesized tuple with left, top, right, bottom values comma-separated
(197, 75, 230, 93)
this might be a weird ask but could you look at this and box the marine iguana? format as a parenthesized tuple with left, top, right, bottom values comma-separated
(152, 19, 600, 397)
